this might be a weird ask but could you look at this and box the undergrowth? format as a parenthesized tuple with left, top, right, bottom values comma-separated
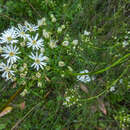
(0, 0, 129, 130)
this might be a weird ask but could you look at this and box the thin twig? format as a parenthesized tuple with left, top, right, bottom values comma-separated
(11, 102, 42, 130)
(0, 14, 17, 23)
(11, 91, 51, 130)
(43, 90, 51, 99)
(25, 0, 41, 18)
(0, 86, 25, 112)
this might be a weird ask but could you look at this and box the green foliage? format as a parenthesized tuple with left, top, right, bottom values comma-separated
(0, 0, 129, 129)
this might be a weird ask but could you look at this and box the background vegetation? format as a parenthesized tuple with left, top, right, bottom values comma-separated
(0, 0, 129, 129)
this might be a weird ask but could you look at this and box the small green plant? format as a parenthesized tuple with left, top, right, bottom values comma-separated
(0, 0, 129, 129)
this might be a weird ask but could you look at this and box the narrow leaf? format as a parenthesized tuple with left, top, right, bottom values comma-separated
(0, 106, 12, 117)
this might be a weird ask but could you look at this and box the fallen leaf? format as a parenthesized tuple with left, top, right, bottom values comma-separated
(79, 83, 88, 94)
(98, 98, 107, 115)
(0, 106, 13, 118)
(19, 101, 26, 110)
(45, 75, 51, 82)
(12, 82, 17, 88)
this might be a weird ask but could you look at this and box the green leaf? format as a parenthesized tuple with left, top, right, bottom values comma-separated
(0, 124, 6, 130)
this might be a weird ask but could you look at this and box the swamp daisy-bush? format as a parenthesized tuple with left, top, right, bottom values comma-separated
(0, 17, 93, 86)
(0, 1, 129, 129)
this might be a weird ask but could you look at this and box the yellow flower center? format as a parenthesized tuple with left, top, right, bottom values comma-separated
(32, 40, 37, 45)
(20, 31, 25, 35)
(5, 67, 10, 72)
(35, 59, 40, 64)
(7, 36, 12, 42)
(29, 27, 33, 32)
(9, 52, 14, 56)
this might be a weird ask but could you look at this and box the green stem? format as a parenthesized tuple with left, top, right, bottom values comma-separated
(0, 85, 25, 112)
(70, 53, 130, 76)
(81, 66, 129, 102)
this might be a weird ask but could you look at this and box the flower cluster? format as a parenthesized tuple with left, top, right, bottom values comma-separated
(77, 69, 94, 83)
(114, 110, 130, 128)
(0, 16, 92, 87)
(63, 87, 81, 107)
(0, 21, 47, 81)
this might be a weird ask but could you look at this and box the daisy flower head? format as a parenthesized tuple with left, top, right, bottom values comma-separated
(40, 48, 45, 53)
(122, 40, 129, 47)
(49, 40, 57, 49)
(61, 25, 65, 29)
(2, 45, 20, 64)
(51, 17, 56, 23)
(25, 21, 38, 32)
(14, 24, 29, 40)
(77, 69, 92, 83)
(37, 17, 46, 26)
(57, 27, 62, 33)
(29, 52, 47, 71)
(0, 27, 18, 44)
(27, 33, 44, 50)
(58, 61, 65, 67)
(50, 14, 56, 23)
(62, 41, 69, 46)
(84, 30, 90, 36)
(0, 62, 14, 80)
(43, 29, 50, 39)
(110, 86, 116, 92)
(72, 40, 78, 46)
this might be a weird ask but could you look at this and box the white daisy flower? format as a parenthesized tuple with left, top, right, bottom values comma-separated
(72, 40, 78, 46)
(50, 14, 55, 18)
(25, 21, 38, 32)
(110, 86, 115, 92)
(57, 27, 62, 33)
(119, 79, 123, 84)
(40, 48, 45, 53)
(14, 24, 29, 40)
(51, 17, 56, 23)
(38, 81, 42, 87)
(62, 41, 69, 46)
(0, 62, 14, 80)
(29, 52, 47, 71)
(61, 25, 65, 29)
(58, 61, 65, 67)
(77, 69, 92, 83)
(84, 30, 90, 36)
(2, 45, 20, 64)
(43, 30, 50, 39)
(67, 66, 73, 72)
(122, 40, 129, 47)
(50, 14, 56, 23)
(0, 27, 18, 44)
(49, 40, 57, 49)
(27, 33, 44, 50)
(37, 17, 46, 26)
